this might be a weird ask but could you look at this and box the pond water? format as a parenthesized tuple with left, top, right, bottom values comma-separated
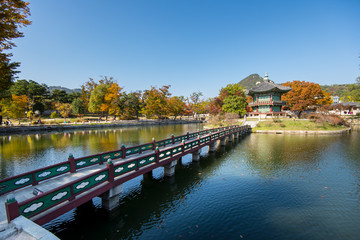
(1, 124, 360, 240)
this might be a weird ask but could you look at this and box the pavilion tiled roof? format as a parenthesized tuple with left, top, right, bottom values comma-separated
(248, 80, 291, 95)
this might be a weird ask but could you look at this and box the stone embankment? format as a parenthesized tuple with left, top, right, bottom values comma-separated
(0, 119, 203, 135)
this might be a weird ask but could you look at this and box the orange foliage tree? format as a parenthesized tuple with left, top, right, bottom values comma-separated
(141, 85, 171, 119)
(281, 81, 332, 114)
(167, 96, 186, 120)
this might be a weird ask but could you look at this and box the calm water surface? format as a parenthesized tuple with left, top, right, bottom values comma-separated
(1, 124, 360, 240)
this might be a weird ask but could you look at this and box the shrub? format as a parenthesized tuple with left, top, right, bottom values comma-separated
(50, 111, 59, 118)
(303, 113, 349, 127)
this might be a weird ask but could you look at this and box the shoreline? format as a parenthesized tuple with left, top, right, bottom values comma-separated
(252, 128, 351, 135)
(0, 119, 204, 136)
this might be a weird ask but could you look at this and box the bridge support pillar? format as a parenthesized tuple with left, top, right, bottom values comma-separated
(234, 132, 239, 139)
(228, 134, 233, 142)
(164, 160, 177, 177)
(208, 142, 216, 152)
(143, 171, 153, 181)
(192, 149, 201, 161)
(101, 184, 123, 211)
(220, 138, 226, 146)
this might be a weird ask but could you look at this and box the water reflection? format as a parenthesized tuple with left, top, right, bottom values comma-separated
(242, 134, 347, 178)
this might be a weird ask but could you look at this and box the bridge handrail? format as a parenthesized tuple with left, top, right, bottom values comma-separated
(7, 125, 250, 221)
(0, 125, 242, 196)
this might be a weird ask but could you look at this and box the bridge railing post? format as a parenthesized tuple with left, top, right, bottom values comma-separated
(187, 131, 190, 140)
(181, 140, 185, 153)
(5, 193, 20, 223)
(68, 153, 76, 173)
(31, 172, 38, 186)
(152, 138, 156, 150)
(155, 147, 160, 163)
(121, 144, 126, 158)
(172, 134, 175, 144)
(99, 155, 103, 165)
(106, 159, 114, 182)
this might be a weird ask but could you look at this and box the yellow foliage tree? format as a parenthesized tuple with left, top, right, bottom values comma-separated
(55, 102, 72, 122)
(2, 94, 28, 124)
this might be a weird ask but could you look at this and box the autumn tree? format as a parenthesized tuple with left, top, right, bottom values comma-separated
(118, 91, 143, 120)
(103, 82, 123, 119)
(167, 96, 186, 120)
(142, 85, 171, 119)
(209, 97, 223, 115)
(0, 0, 31, 101)
(2, 94, 28, 124)
(87, 77, 122, 119)
(189, 92, 203, 118)
(281, 81, 333, 116)
(10, 79, 49, 112)
(55, 102, 72, 122)
(80, 78, 97, 110)
(0, 0, 31, 61)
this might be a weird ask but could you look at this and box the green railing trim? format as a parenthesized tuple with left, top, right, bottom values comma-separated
(35, 163, 71, 182)
(159, 149, 172, 160)
(114, 160, 138, 176)
(138, 154, 157, 167)
(140, 144, 153, 151)
(19, 186, 72, 218)
(102, 150, 122, 160)
(0, 173, 33, 195)
(125, 147, 140, 156)
(75, 156, 101, 169)
(73, 171, 109, 195)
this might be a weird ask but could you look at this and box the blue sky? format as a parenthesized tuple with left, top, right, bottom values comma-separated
(11, 0, 360, 98)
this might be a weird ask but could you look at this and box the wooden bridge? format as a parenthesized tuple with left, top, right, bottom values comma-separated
(0, 125, 251, 227)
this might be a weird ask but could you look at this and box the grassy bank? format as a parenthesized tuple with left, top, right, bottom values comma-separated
(254, 119, 348, 131)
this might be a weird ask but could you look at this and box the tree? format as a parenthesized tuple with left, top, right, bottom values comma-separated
(0, 61, 19, 97)
(341, 78, 360, 102)
(80, 78, 97, 110)
(88, 84, 108, 115)
(168, 96, 186, 120)
(209, 97, 223, 115)
(119, 91, 143, 120)
(142, 85, 171, 119)
(55, 102, 72, 122)
(209, 83, 247, 117)
(103, 82, 122, 119)
(51, 89, 69, 103)
(0, 1, 31, 100)
(189, 91, 203, 118)
(2, 94, 28, 124)
(222, 95, 247, 116)
(10, 79, 49, 112)
(282, 81, 333, 115)
(0, 0, 31, 62)
(71, 98, 86, 116)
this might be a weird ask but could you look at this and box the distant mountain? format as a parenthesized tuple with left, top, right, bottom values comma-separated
(48, 86, 81, 94)
(238, 73, 264, 89)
